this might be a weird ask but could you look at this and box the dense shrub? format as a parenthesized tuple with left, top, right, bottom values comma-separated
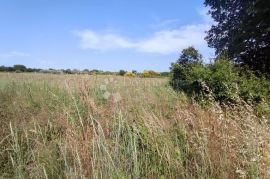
(170, 55, 270, 106)
(124, 71, 136, 77)
(119, 70, 126, 76)
(170, 47, 210, 100)
(142, 70, 160, 78)
(207, 59, 239, 103)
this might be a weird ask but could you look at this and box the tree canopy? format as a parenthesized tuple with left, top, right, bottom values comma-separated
(170, 47, 204, 83)
(205, 0, 270, 75)
(176, 46, 203, 66)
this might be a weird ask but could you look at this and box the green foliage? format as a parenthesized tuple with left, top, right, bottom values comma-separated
(82, 69, 90, 74)
(63, 69, 72, 74)
(119, 70, 126, 76)
(160, 72, 170, 77)
(205, 0, 270, 75)
(207, 59, 239, 102)
(170, 47, 208, 97)
(239, 70, 270, 103)
(142, 70, 160, 78)
(0, 65, 31, 72)
(176, 46, 203, 65)
(13, 65, 27, 72)
(170, 54, 270, 106)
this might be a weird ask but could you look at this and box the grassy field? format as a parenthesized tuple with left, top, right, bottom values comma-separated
(0, 72, 270, 178)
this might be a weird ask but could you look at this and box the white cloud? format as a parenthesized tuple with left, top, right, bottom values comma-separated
(136, 24, 209, 54)
(74, 8, 213, 56)
(74, 30, 136, 50)
(0, 51, 30, 59)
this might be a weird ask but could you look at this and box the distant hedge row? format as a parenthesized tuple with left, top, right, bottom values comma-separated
(0, 65, 170, 77)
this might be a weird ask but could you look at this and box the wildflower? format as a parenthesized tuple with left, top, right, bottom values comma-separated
(235, 169, 246, 178)
(99, 84, 107, 91)
(103, 91, 111, 99)
(251, 157, 259, 162)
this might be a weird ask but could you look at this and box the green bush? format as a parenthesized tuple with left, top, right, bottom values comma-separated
(170, 55, 270, 106)
(238, 70, 270, 104)
(208, 59, 239, 103)
(119, 70, 126, 76)
(170, 63, 210, 97)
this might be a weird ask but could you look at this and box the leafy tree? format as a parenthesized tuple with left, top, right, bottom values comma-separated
(119, 70, 126, 76)
(205, 0, 270, 75)
(89, 69, 100, 75)
(0, 66, 7, 72)
(175, 46, 203, 66)
(13, 64, 27, 72)
(82, 69, 90, 74)
(72, 69, 80, 74)
(64, 69, 72, 74)
(160, 72, 170, 77)
(170, 47, 203, 83)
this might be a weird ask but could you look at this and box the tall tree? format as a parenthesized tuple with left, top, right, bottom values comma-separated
(176, 46, 203, 66)
(13, 64, 27, 72)
(170, 47, 203, 82)
(205, 0, 270, 75)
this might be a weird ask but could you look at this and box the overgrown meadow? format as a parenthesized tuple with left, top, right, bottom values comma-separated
(1, 73, 270, 178)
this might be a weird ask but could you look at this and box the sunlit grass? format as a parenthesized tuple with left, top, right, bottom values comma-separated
(0, 72, 269, 178)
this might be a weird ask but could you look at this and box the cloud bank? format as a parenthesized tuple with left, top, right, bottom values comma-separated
(74, 9, 213, 56)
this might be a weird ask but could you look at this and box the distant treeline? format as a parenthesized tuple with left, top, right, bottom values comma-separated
(0, 65, 170, 77)
(0, 65, 41, 73)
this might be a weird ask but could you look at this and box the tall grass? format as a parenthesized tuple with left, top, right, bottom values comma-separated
(0, 73, 269, 178)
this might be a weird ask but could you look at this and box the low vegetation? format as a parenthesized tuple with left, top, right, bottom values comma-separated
(1, 73, 270, 178)
(170, 47, 270, 113)
(0, 65, 168, 78)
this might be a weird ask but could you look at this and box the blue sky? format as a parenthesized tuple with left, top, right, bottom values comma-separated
(0, 0, 214, 72)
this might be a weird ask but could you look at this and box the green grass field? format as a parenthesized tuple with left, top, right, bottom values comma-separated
(1, 73, 270, 178)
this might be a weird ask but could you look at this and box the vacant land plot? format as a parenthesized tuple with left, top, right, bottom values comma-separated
(0, 73, 270, 178)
